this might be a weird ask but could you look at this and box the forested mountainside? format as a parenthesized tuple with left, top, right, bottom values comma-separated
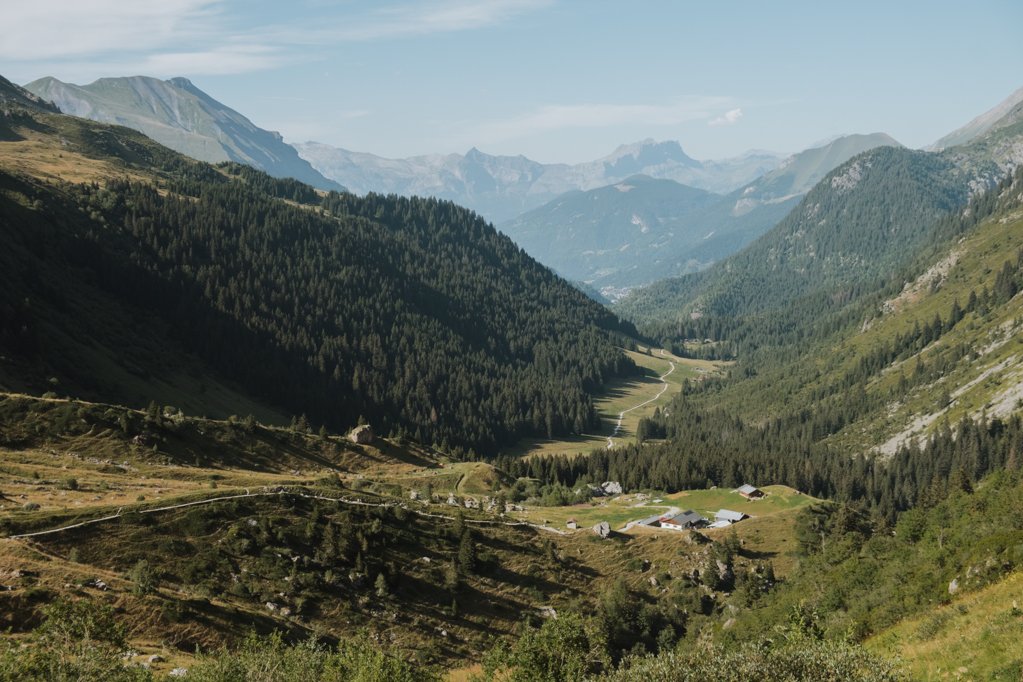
(0, 75, 635, 453)
(617, 116, 1023, 325)
(23, 76, 344, 192)
(501, 134, 899, 291)
(499, 175, 722, 289)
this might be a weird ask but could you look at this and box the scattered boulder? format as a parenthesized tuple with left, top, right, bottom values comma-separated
(348, 424, 374, 444)
(537, 606, 558, 619)
(948, 577, 960, 595)
(601, 481, 623, 495)
(169, 668, 188, 677)
(593, 521, 611, 539)
(147, 654, 165, 664)
(683, 530, 709, 545)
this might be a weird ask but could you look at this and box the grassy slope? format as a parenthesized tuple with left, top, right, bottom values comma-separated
(868, 571, 1023, 681)
(508, 485, 815, 577)
(0, 394, 810, 674)
(694, 195, 1023, 453)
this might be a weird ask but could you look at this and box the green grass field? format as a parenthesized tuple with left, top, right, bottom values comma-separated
(506, 348, 726, 459)
(510, 484, 814, 532)
(664, 484, 813, 517)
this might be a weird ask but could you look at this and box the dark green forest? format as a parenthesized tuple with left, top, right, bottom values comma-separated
(0, 161, 636, 453)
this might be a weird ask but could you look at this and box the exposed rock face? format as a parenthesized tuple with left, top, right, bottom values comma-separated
(349, 424, 374, 444)
(23, 76, 344, 191)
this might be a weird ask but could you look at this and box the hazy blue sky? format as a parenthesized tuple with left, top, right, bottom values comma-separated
(4, 0, 1021, 162)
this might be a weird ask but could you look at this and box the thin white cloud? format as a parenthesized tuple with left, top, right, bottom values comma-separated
(321, 0, 554, 42)
(2, 0, 554, 77)
(139, 46, 286, 77)
(469, 97, 731, 143)
(709, 108, 744, 127)
(0, 0, 222, 61)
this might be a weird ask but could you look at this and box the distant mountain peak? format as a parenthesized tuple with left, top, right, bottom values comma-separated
(23, 75, 342, 192)
(929, 85, 1023, 151)
(606, 138, 694, 163)
(167, 76, 196, 89)
(601, 139, 700, 178)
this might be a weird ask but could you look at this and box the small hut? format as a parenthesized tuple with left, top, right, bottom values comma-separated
(737, 484, 764, 500)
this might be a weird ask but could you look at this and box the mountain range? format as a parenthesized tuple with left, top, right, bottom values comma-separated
(22, 75, 344, 192)
(295, 138, 785, 223)
(21, 74, 790, 225)
(618, 88, 1023, 325)
(501, 133, 901, 292)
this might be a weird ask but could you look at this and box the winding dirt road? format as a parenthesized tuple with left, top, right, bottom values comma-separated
(606, 349, 677, 449)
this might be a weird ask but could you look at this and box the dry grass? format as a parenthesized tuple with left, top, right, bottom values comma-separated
(867, 571, 1023, 681)
(0, 132, 150, 185)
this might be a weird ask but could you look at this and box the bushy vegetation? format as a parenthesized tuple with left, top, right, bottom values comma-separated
(187, 631, 429, 682)
(597, 638, 906, 682)
(0, 599, 151, 682)
(729, 470, 1023, 643)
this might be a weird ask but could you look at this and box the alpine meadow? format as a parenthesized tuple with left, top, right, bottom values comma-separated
(2, 3, 1023, 680)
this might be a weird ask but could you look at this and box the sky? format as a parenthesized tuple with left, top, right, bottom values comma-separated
(3, 0, 1022, 163)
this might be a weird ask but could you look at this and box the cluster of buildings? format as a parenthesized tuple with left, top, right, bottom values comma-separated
(657, 484, 764, 531)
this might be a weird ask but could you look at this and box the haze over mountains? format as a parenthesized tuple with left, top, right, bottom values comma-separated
(502, 133, 902, 292)
(295, 139, 784, 223)
(23, 76, 344, 192)
(619, 88, 1023, 324)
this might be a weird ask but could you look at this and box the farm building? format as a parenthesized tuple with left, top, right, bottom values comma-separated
(708, 509, 749, 528)
(715, 509, 748, 523)
(737, 484, 764, 499)
(659, 510, 708, 531)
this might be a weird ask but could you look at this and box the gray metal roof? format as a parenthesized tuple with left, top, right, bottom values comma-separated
(665, 510, 707, 525)
(715, 509, 746, 522)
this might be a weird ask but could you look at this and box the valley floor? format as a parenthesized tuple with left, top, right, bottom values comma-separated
(506, 347, 725, 459)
